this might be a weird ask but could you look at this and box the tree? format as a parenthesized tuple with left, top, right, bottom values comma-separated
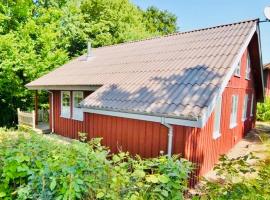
(143, 6, 177, 35)
(0, 0, 178, 127)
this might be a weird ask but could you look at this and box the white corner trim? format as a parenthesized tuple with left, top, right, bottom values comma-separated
(82, 108, 203, 128)
(199, 23, 257, 128)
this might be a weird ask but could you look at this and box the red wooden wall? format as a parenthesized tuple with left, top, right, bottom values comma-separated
(264, 70, 270, 96)
(49, 48, 256, 183)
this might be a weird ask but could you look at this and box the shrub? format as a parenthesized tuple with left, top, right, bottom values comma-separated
(256, 97, 270, 121)
(195, 152, 270, 200)
(0, 129, 192, 199)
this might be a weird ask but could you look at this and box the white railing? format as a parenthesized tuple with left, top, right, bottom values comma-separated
(17, 108, 35, 128)
(17, 108, 49, 128)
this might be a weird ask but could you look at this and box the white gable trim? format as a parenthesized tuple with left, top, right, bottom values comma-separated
(199, 23, 258, 128)
(83, 108, 203, 128)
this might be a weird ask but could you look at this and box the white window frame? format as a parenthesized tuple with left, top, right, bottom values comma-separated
(72, 91, 84, 121)
(242, 94, 248, 121)
(245, 51, 251, 80)
(234, 61, 241, 77)
(230, 95, 238, 129)
(213, 96, 222, 139)
(61, 91, 71, 118)
(250, 94, 254, 117)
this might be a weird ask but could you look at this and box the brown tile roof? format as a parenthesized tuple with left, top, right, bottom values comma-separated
(26, 19, 259, 120)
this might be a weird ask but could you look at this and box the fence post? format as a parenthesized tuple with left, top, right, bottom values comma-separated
(17, 108, 20, 125)
(32, 110, 36, 129)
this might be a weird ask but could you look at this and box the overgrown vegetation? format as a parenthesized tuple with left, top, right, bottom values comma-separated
(257, 97, 270, 121)
(0, 128, 191, 199)
(0, 0, 177, 127)
(193, 133, 270, 200)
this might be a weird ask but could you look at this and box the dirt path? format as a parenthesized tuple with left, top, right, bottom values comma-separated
(204, 122, 270, 181)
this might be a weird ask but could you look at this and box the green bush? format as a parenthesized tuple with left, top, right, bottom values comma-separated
(257, 97, 270, 121)
(0, 129, 192, 200)
(195, 152, 270, 200)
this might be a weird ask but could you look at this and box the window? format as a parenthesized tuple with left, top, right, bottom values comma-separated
(250, 94, 254, 117)
(72, 91, 84, 121)
(235, 61, 241, 77)
(245, 51, 251, 79)
(213, 96, 222, 139)
(230, 95, 238, 128)
(61, 91, 71, 118)
(242, 94, 248, 121)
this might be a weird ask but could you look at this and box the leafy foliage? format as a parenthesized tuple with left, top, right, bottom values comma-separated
(195, 147, 270, 199)
(0, 129, 191, 199)
(257, 97, 270, 121)
(0, 0, 177, 127)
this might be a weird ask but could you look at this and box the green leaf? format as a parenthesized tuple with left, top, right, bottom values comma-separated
(133, 170, 146, 178)
(97, 192, 105, 198)
(158, 175, 169, 183)
(50, 178, 57, 191)
(161, 190, 168, 197)
(0, 192, 6, 197)
(146, 174, 159, 183)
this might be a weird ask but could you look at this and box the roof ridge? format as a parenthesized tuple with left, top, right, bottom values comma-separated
(92, 18, 258, 51)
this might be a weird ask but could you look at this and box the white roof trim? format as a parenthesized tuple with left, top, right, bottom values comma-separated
(26, 85, 101, 91)
(200, 23, 258, 128)
(83, 108, 203, 128)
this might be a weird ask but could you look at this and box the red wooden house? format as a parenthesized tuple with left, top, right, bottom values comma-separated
(264, 63, 270, 96)
(26, 19, 264, 183)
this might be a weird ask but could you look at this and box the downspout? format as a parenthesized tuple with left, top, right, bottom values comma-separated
(161, 117, 174, 157)
(47, 90, 54, 133)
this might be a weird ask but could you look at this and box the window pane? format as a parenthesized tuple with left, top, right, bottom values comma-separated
(74, 92, 83, 108)
(235, 62, 241, 76)
(250, 94, 254, 116)
(61, 91, 70, 118)
(246, 51, 251, 79)
(72, 91, 84, 121)
(62, 92, 70, 107)
(230, 95, 238, 128)
(242, 94, 248, 120)
(213, 96, 222, 139)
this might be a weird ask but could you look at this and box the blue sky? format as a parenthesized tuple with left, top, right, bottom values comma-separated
(132, 0, 270, 64)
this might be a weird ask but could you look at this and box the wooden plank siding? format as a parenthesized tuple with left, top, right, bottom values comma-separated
(48, 48, 256, 185)
(264, 70, 270, 96)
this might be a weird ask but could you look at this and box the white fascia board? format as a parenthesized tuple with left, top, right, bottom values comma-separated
(199, 24, 257, 128)
(26, 85, 101, 91)
(83, 108, 203, 128)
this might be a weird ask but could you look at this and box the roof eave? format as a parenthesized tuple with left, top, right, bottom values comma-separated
(26, 85, 101, 91)
(82, 107, 203, 128)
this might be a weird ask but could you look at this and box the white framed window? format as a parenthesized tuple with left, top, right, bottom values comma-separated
(61, 91, 71, 118)
(250, 94, 254, 117)
(230, 95, 238, 128)
(242, 94, 248, 121)
(245, 51, 251, 79)
(235, 61, 241, 77)
(72, 91, 84, 121)
(213, 96, 222, 139)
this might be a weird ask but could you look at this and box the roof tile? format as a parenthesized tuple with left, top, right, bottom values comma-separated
(27, 19, 258, 120)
